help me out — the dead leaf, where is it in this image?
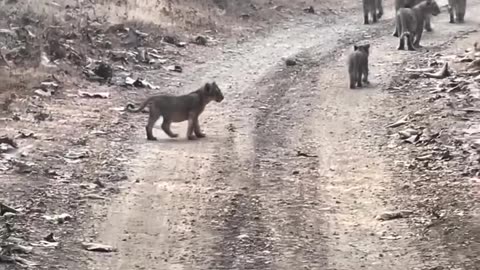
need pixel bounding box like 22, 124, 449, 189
416, 154, 433, 161
467, 59, 480, 71
82, 242, 117, 252
0, 136, 17, 148
0, 202, 19, 215
387, 115, 409, 128
398, 128, 419, 139
295, 150, 318, 158
424, 62, 451, 79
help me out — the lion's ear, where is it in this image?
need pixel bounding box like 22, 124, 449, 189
204, 82, 212, 93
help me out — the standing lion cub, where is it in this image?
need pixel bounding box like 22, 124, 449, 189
347, 44, 371, 89
125, 82, 224, 141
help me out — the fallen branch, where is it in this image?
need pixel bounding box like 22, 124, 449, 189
405, 67, 435, 73
424, 62, 451, 79
467, 59, 480, 71
446, 81, 468, 93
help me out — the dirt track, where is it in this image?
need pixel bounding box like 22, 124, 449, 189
78, 2, 480, 270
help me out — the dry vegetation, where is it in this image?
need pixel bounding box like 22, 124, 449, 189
0, 0, 350, 96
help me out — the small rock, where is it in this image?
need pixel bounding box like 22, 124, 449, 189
44, 232, 56, 242
304, 6, 315, 14
163, 35, 178, 45
93, 62, 113, 81
285, 58, 297, 66
194, 36, 207, 46
33, 112, 50, 122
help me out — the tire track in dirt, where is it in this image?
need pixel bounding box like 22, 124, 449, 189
202, 11, 398, 270
88, 13, 367, 270
87, 2, 480, 269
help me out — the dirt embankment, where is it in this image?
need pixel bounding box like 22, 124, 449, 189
1, 0, 480, 269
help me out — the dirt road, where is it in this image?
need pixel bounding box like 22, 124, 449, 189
87, 2, 480, 269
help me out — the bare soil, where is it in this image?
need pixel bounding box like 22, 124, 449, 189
1, 0, 479, 269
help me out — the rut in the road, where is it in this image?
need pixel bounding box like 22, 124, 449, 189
203, 28, 392, 269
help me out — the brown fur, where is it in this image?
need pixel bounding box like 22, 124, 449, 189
348, 44, 370, 89
396, 0, 441, 51
126, 82, 224, 141
448, 0, 467, 23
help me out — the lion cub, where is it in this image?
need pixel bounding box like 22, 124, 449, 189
396, 0, 441, 51
347, 44, 370, 89
126, 82, 224, 141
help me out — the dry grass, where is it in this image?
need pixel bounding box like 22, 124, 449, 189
1, 0, 350, 33
0, 0, 351, 97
